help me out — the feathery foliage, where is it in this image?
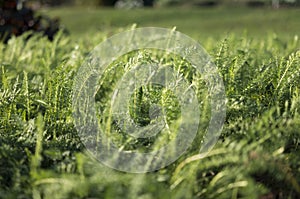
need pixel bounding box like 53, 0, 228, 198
0, 21, 299, 199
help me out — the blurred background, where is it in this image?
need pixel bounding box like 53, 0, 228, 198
2, 0, 300, 42
37, 0, 300, 41
26, 0, 300, 8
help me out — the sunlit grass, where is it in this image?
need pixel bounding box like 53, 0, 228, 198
0, 8, 300, 198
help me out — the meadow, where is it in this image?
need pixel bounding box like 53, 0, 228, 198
0, 6, 300, 199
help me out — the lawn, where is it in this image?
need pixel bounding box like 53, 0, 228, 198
43, 6, 300, 41
0, 6, 300, 199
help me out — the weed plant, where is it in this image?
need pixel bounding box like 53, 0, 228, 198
0, 27, 299, 198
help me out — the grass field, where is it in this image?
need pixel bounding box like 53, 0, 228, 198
44, 6, 300, 41
1, 6, 300, 199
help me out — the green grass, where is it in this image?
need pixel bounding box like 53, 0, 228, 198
43, 6, 300, 41
1, 6, 300, 199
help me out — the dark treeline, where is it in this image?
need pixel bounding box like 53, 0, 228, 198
30, 0, 153, 7
26, 0, 300, 7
